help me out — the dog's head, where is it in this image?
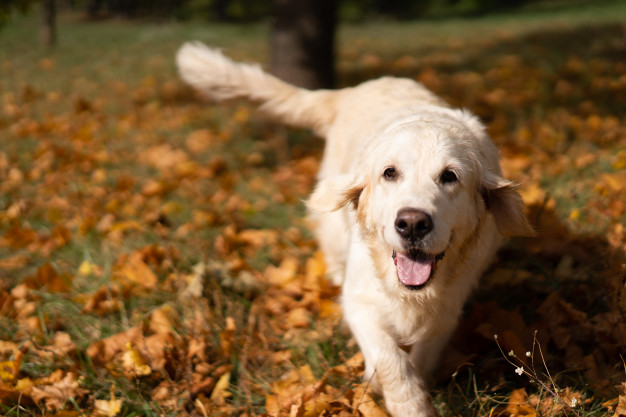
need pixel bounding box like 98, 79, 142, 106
308, 107, 533, 292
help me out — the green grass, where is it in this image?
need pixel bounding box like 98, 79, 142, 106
1, 2, 625, 416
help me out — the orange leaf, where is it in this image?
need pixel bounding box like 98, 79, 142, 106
32, 262, 72, 293
265, 256, 299, 287
86, 326, 143, 365
506, 388, 537, 416
287, 307, 311, 329
30, 372, 88, 410
114, 252, 157, 289
352, 385, 387, 417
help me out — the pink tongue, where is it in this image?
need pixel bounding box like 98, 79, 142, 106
395, 253, 433, 286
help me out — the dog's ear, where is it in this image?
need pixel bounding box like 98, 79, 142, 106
307, 174, 363, 213
481, 172, 535, 237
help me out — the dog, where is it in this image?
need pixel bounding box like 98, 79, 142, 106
176, 42, 534, 416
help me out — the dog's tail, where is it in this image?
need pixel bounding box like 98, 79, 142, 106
176, 42, 336, 137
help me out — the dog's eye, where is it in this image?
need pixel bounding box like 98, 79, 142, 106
383, 167, 398, 181
440, 170, 458, 184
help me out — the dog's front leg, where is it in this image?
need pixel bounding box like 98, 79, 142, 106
409, 321, 457, 379
346, 310, 438, 417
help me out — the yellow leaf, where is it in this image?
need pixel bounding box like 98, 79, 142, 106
613, 150, 626, 170
210, 372, 231, 405
0, 360, 17, 381
0, 350, 23, 381
15, 377, 32, 392
94, 385, 122, 417
122, 343, 151, 376
78, 260, 96, 276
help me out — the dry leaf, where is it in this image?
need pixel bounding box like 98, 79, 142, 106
122, 342, 152, 377
149, 304, 178, 335
87, 326, 143, 365
505, 388, 537, 416
30, 372, 88, 410
352, 385, 387, 417
287, 307, 311, 328
94, 385, 122, 417
81, 284, 123, 315
113, 251, 157, 289
0, 351, 22, 382
210, 372, 231, 405
266, 256, 299, 287
220, 317, 236, 357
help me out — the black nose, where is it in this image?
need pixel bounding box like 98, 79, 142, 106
395, 208, 433, 241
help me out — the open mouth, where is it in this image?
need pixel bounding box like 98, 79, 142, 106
392, 250, 445, 290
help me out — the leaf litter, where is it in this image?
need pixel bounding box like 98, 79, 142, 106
1, 13, 625, 417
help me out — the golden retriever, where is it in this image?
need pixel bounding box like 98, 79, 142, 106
176, 42, 534, 416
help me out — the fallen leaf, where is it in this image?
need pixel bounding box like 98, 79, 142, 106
149, 304, 179, 335
505, 388, 537, 416
287, 307, 311, 328
265, 256, 299, 287
113, 251, 157, 289
352, 385, 387, 417
87, 326, 143, 365
81, 284, 123, 315
210, 372, 231, 405
94, 385, 122, 417
122, 342, 151, 377
30, 372, 88, 410
220, 316, 236, 357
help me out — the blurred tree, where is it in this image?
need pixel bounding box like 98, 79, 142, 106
0, 0, 34, 27
41, 0, 56, 46
0, 0, 55, 46
270, 0, 336, 89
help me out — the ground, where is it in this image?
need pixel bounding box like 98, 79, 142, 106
0, 2, 625, 416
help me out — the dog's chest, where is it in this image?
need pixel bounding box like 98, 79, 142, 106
383, 299, 439, 346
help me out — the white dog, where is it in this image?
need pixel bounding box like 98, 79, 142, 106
176, 43, 534, 416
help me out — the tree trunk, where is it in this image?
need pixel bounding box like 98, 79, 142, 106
214, 0, 229, 21
270, 0, 336, 89
41, 0, 56, 47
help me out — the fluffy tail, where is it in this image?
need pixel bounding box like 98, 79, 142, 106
176, 42, 336, 136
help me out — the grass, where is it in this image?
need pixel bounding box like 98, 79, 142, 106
1, 1, 625, 416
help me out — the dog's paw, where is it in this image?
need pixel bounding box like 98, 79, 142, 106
385, 398, 437, 417
382, 377, 437, 417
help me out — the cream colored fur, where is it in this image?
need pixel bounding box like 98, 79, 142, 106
177, 42, 533, 417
